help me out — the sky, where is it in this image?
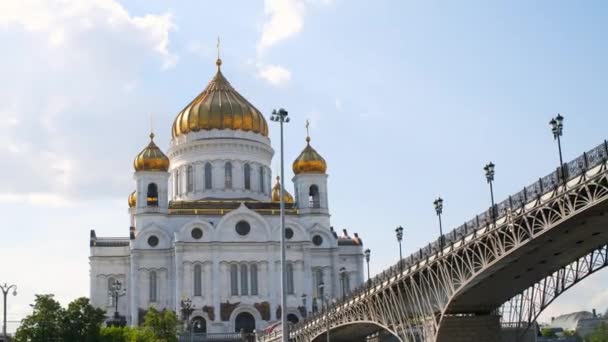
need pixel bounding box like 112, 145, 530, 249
1, 0, 608, 332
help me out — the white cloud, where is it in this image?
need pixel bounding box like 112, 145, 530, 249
0, 0, 177, 67
257, 64, 292, 86
0, 192, 76, 207
257, 0, 306, 54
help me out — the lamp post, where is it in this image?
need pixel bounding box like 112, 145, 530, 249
271, 108, 290, 342
107, 280, 126, 327
301, 294, 307, 318
364, 249, 371, 283
433, 197, 444, 250
1, 283, 17, 339
318, 282, 329, 342
549, 114, 565, 183
191, 320, 202, 342
180, 298, 195, 331
339, 267, 346, 299
484, 162, 496, 226
395, 226, 404, 273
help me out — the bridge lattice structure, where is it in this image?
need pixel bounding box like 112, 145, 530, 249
260, 140, 608, 342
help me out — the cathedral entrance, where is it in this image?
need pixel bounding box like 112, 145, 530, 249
287, 313, 299, 324
191, 316, 207, 333
234, 312, 255, 333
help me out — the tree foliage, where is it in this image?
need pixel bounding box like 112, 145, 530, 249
141, 307, 179, 342
14, 295, 106, 342
589, 322, 608, 342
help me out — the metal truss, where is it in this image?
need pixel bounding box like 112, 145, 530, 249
259, 143, 608, 342
500, 244, 608, 340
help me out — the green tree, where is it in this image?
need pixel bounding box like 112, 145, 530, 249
61, 297, 106, 341
15, 295, 107, 342
589, 322, 608, 342
15, 294, 64, 342
541, 327, 557, 338
142, 307, 179, 342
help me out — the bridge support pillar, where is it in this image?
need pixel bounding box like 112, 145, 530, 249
436, 314, 500, 342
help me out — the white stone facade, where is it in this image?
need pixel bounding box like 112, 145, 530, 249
90, 118, 364, 334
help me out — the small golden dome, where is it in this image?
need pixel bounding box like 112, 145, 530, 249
171, 59, 269, 138
133, 133, 170, 172
292, 136, 327, 174
271, 176, 294, 203
128, 190, 136, 208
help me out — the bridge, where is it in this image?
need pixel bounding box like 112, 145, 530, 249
260, 140, 608, 342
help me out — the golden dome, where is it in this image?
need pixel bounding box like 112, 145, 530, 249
292, 136, 327, 174
171, 59, 269, 138
133, 133, 170, 172
271, 176, 294, 203
128, 190, 136, 208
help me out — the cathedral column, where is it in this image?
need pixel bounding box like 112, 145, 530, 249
303, 245, 312, 313
174, 244, 184, 313
130, 251, 140, 326
212, 245, 220, 324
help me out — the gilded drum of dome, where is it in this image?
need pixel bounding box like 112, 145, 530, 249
133, 133, 170, 172
172, 60, 268, 138
292, 138, 327, 174
128, 191, 136, 208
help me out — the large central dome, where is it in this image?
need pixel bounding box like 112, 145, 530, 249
171, 59, 269, 138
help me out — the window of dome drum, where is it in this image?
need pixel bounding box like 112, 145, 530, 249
235, 220, 251, 236
148, 235, 159, 247
191, 228, 203, 240
285, 228, 294, 239
312, 235, 323, 246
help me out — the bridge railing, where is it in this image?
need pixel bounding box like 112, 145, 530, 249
286, 140, 608, 337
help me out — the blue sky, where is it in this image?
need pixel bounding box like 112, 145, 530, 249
1, 0, 608, 331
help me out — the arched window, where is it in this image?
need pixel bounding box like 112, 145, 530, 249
259, 166, 265, 193
244, 163, 251, 190
187, 165, 194, 192
286, 263, 294, 294
107, 277, 115, 306
240, 264, 249, 295
344, 273, 350, 296
230, 264, 238, 296
234, 312, 255, 334
194, 264, 202, 296
174, 170, 180, 196
250, 264, 258, 296
147, 183, 158, 206
149, 271, 157, 302
225, 162, 232, 189
204, 163, 212, 190
309, 185, 320, 208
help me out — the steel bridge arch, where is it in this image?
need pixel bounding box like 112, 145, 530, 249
302, 320, 403, 342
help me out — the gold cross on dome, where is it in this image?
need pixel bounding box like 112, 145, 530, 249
217, 36, 221, 59
306, 120, 310, 137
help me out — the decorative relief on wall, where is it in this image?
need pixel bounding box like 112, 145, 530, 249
254, 301, 270, 321
203, 305, 215, 321
220, 301, 240, 321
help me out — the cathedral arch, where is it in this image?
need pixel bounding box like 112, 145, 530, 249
177, 220, 214, 242
271, 219, 307, 242
229, 304, 263, 331
186, 165, 194, 192
214, 205, 272, 241
136, 223, 171, 249
204, 162, 213, 190
309, 184, 320, 208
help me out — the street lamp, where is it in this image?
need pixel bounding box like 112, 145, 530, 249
191, 320, 202, 342
433, 197, 444, 250
395, 226, 404, 273
1, 283, 17, 339
107, 280, 127, 327
180, 298, 195, 330
549, 114, 565, 183
318, 282, 329, 342
270, 108, 290, 342
339, 267, 347, 300
364, 249, 371, 283
484, 162, 496, 226
301, 294, 307, 318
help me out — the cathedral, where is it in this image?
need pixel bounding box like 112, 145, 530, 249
89, 54, 365, 334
